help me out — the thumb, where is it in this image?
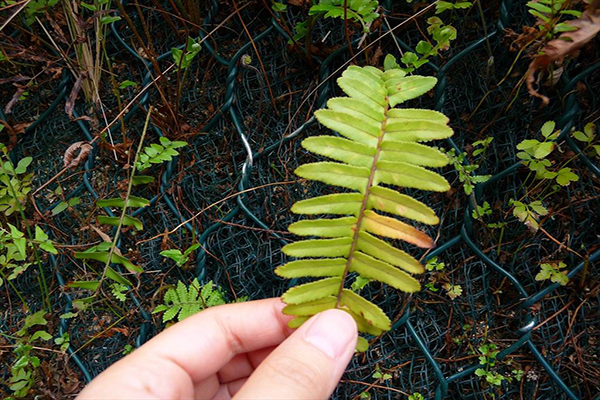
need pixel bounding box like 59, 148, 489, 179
234, 309, 358, 400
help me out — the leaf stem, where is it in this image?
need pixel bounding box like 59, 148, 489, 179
336, 100, 390, 307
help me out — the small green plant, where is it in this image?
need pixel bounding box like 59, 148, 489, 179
122, 344, 135, 355
309, 0, 379, 34
6, 311, 52, 397
447, 149, 491, 196
572, 122, 599, 159
153, 279, 227, 323
171, 37, 202, 71
471, 201, 492, 220
0, 144, 33, 216
475, 343, 506, 387
0, 224, 57, 287
371, 365, 392, 381
472, 137, 494, 158
535, 261, 569, 285
160, 243, 201, 268
509, 199, 548, 232
435, 1, 473, 14
398, 17, 458, 72
54, 333, 70, 352
135, 137, 187, 171
511, 369, 525, 382
443, 283, 463, 300
526, 0, 582, 39
110, 283, 128, 302
291, 0, 379, 43
409, 393, 425, 400
426, 256, 445, 271
351, 275, 371, 292
517, 121, 579, 186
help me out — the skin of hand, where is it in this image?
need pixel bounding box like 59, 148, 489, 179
76, 298, 358, 400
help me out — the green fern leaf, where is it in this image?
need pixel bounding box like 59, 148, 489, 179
282, 277, 342, 304
153, 279, 227, 323
291, 194, 362, 215
277, 64, 453, 347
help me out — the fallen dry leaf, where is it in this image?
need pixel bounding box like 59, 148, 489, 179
63, 141, 92, 169
527, 0, 600, 105
65, 73, 84, 118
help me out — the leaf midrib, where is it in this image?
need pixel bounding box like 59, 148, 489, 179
335, 96, 390, 307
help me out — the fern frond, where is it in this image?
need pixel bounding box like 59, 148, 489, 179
152, 279, 227, 323
277, 64, 453, 346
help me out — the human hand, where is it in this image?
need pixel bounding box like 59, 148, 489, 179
77, 298, 358, 399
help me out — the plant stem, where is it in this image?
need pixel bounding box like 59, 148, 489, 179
336, 100, 390, 307
94, 106, 153, 295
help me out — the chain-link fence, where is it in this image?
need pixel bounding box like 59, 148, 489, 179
1, 0, 599, 398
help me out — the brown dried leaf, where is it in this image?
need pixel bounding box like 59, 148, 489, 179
527, 1, 600, 105
0, 75, 30, 85
65, 74, 85, 118
63, 141, 92, 169
46, 14, 69, 45
3, 86, 26, 114
87, 225, 122, 256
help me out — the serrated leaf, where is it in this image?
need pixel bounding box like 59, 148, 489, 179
291, 193, 363, 215
380, 140, 449, 167
362, 210, 434, 248
386, 76, 437, 107
533, 142, 554, 159
350, 252, 421, 292
288, 217, 357, 237
555, 168, 579, 186
368, 186, 438, 224
282, 296, 338, 316
327, 97, 385, 122
384, 120, 453, 142
302, 136, 374, 168
315, 109, 380, 146
339, 289, 390, 331
276, 258, 347, 278
288, 316, 310, 328
282, 238, 352, 258
356, 232, 424, 274
282, 277, 342, 304
337, 77, 386, 112
295, 162, 370, 192
375, 161, 450, 192
540, 121, 556, 138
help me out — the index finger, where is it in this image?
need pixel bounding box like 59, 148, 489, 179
132, 297, 294, 383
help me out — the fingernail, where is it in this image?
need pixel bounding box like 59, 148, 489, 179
303, 309, 357, 358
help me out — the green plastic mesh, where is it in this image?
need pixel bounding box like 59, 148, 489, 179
1, 0, 599, 398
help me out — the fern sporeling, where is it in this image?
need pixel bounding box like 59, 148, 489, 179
276, 64, 453, 350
